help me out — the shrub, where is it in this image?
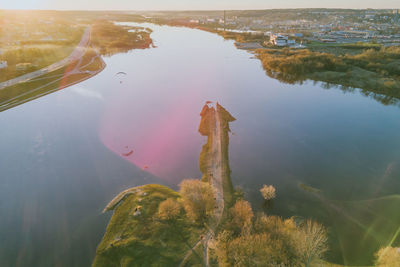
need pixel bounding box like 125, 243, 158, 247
260, 185, 276, 200
230, 200, 253, 234
157, 198, 181, 221
375, 246, 400, 267
179, 179, 216, 223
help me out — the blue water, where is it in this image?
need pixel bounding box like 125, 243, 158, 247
0, 23, 399, 266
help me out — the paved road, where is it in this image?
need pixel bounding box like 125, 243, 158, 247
0, 26, 91, 90
0, 40, 105, 112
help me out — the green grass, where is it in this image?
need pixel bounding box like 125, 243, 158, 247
91, 21, 153, 56
0, 44, 78, 82
198, 104, 215, 182
93, 104, 238, 266
315, 195, 400, 266
256, 46, 400, 107
305, 42, 382, 56
198, 104, 235, 206
312, 259, 372, 267
92, 184, 205, 267
299, 183, 322, 194
216, 103, 236, 207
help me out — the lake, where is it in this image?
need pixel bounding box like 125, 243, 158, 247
0, 23, 399, 266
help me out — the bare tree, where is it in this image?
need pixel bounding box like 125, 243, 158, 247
296, 220, 328, 267
260, 185, 276, 200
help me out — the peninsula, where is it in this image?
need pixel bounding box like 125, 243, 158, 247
92, 103, 332, 267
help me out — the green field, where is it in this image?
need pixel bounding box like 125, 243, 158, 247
300, 190, 400, 266
92, 184, 205, 267
326, 195, 400, 265
0, 49, 104, 112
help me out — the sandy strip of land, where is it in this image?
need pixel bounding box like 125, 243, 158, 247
179, 105, 227, 267
203, 107, 225, 266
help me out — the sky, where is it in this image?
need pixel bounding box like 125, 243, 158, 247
1, 0, 399, 10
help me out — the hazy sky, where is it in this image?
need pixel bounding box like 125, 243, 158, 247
2, 0, 399, 10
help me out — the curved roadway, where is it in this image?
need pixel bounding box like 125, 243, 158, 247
0, 26, 91, 90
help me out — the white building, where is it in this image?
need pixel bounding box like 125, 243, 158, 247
0, 61, 7, 69
270, 34, 289, 46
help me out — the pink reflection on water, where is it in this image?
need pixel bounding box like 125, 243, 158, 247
99, 88, 205, 182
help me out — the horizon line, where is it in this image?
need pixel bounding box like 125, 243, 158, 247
1, 7, 400, 12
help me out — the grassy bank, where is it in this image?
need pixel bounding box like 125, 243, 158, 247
256, 46, 400, 106
92, 184, 205, 267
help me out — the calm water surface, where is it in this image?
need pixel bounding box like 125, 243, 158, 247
1, 23, 399, 266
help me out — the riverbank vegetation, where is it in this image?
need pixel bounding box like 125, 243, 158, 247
92, 184, 206, 267
179, 179, 216, 224
93, 182, 332, 267
256, 46, 400, 106
137, 15, 400, 106
94, 104, 333, 267
91, 21, 153, 56
214, 199, 328, 267
218, 30, 267, 44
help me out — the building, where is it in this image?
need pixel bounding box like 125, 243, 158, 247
292, 33, 304, 38
270, 33, 289, 46
0, 61, 7, 69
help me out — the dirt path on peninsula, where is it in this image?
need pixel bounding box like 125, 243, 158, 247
180, 105, 227, 267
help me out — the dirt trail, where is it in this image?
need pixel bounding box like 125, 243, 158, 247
180, 104, 230, 267
203, 107, 225, 266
